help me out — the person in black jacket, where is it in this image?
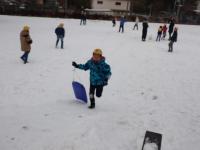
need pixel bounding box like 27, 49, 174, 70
168, 27, 178, 52
142, 19, 149, 41
156, 26, 163, 41
112, 17, 116, 27
80, 11, 87, 25
55, 23, 65, 49
168, 18, 175, 40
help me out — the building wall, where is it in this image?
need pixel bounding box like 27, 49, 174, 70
91, 0, 130, 11
36, 0, 44, 5
35, 0, 64, 6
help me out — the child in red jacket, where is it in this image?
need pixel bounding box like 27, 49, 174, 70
162, 24, 167, 39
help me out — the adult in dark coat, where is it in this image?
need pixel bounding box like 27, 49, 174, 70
142, 20, 149, 41
119, 16, 126, 33
83, 13, 87, 25
80, 11, 87, 25
168, 27, 178, 52
55, 23, 65, 49
168, 18, 175, 39
112, 17, 116, 27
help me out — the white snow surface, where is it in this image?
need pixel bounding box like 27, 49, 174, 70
0, 15, 200, 150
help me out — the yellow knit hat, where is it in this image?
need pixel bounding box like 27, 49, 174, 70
23, 25, 30, 31
93, 48, 102, 55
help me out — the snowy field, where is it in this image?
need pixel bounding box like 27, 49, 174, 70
0, 15, 200, 150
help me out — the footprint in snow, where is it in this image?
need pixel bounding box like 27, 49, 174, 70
117, 120, 129, 126
22, 126, 29, 130
78, 115, 83, 118
10, 137, 15, 141
42, 129, 51, 133
152, 96, 158, 100
44, 114, 49, 117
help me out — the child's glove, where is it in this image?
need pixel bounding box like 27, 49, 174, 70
104, 75, 111, 86
72, 61, 78, 68
28, 40, 32, 44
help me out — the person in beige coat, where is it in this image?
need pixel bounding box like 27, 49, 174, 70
20, 25, 32, 64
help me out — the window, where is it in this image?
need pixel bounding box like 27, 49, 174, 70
115, 2, 121, 6
97, 1, 103, 4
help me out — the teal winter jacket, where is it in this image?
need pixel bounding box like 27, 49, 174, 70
77, 57, 111, 86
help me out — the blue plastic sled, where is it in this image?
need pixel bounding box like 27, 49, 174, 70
72, 81, 88, 103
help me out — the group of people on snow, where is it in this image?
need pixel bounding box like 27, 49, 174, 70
19, 16, 178, 109
20, 22, 65, 64
112, 16, 178, 51
19, 24, 111, 109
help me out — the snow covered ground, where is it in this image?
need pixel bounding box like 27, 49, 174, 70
0, 15, 200, 150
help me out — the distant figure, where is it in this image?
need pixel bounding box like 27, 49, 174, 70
80, 11, 87, 25
142, 19, 149, 41
162, 24, 167, 39
119, 16, 126, 33
112, 17, 116, 27
20, 25, 32, 64
156, 26, 163, 41
133, 16, 139, 30
168, 17, 175, 40
168, 27, 178, 52
55, 23, 65, 49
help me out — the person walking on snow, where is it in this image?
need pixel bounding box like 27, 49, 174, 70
156, 26, 162, 41
168, 18, 175, 40
55, 23, 65, 49
142, 19, 149, 41
168, 27, 178, 52
133, 16, 139, 30
80, 11, 87, 25
119, 16, 126, 33
20, 25, 32, 64
162, 24, 167, 39
112, 17, 116, 27
72, 49, 111, 109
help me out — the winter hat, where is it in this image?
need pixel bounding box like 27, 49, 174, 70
93, 48, 102, 56
174, 27, 178, 31
23, 25, 30, 31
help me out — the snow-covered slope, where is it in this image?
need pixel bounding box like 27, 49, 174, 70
0, 15, 200, 150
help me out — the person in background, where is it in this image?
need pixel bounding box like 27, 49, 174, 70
142, 19, 149, 41
80, 11, 87, 25
20, 25, 32, 64
55, 23, 65, 49
133, 16, 139, 30
168, 17, 175, 40
112, 17, 116, 27
119, 16, 126, 33
156, 26, 163, 41
162, 24, 167, 39
168, 27, 178, 52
